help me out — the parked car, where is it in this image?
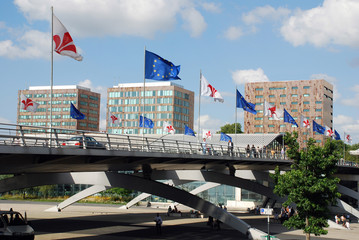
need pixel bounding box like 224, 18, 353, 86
0, 210, 34, 240
61, 136, 106, 149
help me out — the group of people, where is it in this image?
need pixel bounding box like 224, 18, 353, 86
201, 138, 234, 156
272, 206, 296, 224
335, 214, 350, 229
245, 144, 286, 159
167, 205, 181, 216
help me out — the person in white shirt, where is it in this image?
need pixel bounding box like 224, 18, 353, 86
154, 213, 163, 235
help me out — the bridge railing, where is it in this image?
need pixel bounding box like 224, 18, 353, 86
0, 123, 288, 160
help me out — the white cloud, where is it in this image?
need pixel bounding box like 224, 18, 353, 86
341, 84, 359, 107
281, 0, 359, 47
224, 26, 243, 40
242, 5, 290, 25
310, 73, 341, 101
194, 114, 224, 133
0, 116, 12, 123
181, 7, 207, 38
333, 114, 359, 143
201, 2, 221, 13
14, 0, 206, 39
232, 68, 269, 85
0, 30, 49, 59
334, 115, 354, 125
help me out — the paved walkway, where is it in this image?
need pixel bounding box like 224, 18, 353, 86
0, 200, 357, 240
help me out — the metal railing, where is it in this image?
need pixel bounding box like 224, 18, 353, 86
0, 123, 304, 162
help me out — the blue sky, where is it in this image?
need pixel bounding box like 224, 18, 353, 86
1, 0, 359, 143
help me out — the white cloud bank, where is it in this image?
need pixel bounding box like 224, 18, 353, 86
281, 0, 359, 48
232, 68, 269, 85
0, 0, 207, 59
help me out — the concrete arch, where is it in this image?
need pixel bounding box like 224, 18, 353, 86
0, 172, 267, 239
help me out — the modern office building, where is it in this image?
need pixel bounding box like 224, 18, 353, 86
107, 82, 194, 134
244, 79, 333, 146
17, 85, 101, 131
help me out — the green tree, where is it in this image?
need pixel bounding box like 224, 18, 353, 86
217, 123, 243, 134
272, 132, 341, 240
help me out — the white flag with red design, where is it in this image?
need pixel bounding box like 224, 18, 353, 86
108, 112, 120, 125
263, 101, 283, 120
202, 129, 212, 139
325, 126, 334, 137
53, 14, 83, 61
300, 114, 310, 128
200, 75, 224, 103
163, 121, 175, 134
344, 132, 352, 143
20, 94, 39, 113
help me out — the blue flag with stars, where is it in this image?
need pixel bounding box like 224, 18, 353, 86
313, 120, 325, 134
236, 89, 257, 114
139, 115, 154, 128
184, 125, 196, 137
283, 109, 298, 127
220, 132, 232, 142
70, 103, 85, 120
145, 50, 181, 81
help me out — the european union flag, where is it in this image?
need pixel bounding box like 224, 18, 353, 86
145, 50, 180, 81
185, 125, 196, 137
220, 132, 232, 142
236, 90, 256, 114
70, 103, 85, 120
283, 109, 298, 127
313, 120, 325, 134
334, 130, 341, 140
139, 115, 154, 128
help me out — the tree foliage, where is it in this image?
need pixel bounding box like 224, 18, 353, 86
217, 123, 243, 134
272, 132, 341, 239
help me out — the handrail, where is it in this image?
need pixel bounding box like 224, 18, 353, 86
0, 123, 330, 163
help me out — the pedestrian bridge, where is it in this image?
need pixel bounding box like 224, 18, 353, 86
0, 123, 358, 240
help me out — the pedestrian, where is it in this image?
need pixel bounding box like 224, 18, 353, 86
154, 213, 163, 235
246, 144, 250, 157
202, 138, 207, 154
335, 214, 339, 224
251, 145, 256, 157
207, 216, 214, 229
228, 139, 233, 156
281, 148, 285, 159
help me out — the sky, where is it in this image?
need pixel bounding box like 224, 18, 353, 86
1, 0, 359, 143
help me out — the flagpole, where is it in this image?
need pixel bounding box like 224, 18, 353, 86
50, 6, 54, 148
198, 70, 202, 142
235, 86, 237, 143
343, 132, 346, 161
142, 46, 146, 140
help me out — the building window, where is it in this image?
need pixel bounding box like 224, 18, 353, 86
269, 87, 286, 90
292, 125, 298, 128
280, 102, 286, 105
291, 94, 298, 97
315, 101, 322, 104
315, 109, 322, 112
255, 117, 263, 120
303, 101, 310, 104
291, 109, 298, 112
80, 94, 88, 99
315, 116, 322, 119
255, 95, 263, 98
292, 86, 298, 90
255, 102, 263, 105
254, 125, 263, 128
303, 94, 310, 97
280, 94, 286, 97
303, 109, 310, 112
268, 125, 275, 128
89, 103, 98, 108
291, 102, 298, 105
303, 86, 311, 89
63, 93, 77, 97
80, 101, 88, 106
34, 94, 47, 98
269, 95, 275, 98
255, 88, 263, 91
89, 95, 98, 101
280, 124, 286, 127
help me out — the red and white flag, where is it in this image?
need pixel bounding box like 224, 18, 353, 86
53, 14, 83, 61
200, 75, 224, 103
325, 126, 334, 137
202, 129, 212, 139
20, 94, 39, 113
300, 114, 310, 128
344, 132, 352, 143
108, 112, 120, 125
263, 100, 283, 120
163, 121, 175, 134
